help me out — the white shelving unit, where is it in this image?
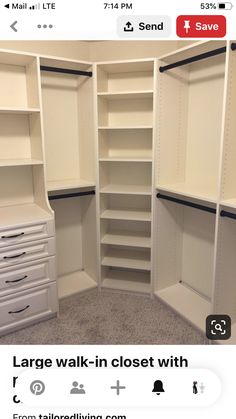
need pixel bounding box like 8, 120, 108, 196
0, 49, 58, 336
40, 56, 98, 299
96, 59, 155, 294
154, 41, 236, 342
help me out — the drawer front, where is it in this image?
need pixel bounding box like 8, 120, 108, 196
0, 219, 55, 248
0, 257, 56, 296
0, 238, 55, 269
0, 282, 58, 334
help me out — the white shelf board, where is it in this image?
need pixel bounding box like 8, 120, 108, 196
102, 248, 151, 271
101, 231, 151, 248
58, 270, 97, 299
98, 90, 153, 100
157, 183, 217, 204
0, 203, 53, 228
100, 184, 152, 195
0, 107, 40, 115
99, 157, 152, 162
98, 126, 153, 130
47, 179, 95, 192
155, 283, 211, 331
0, 159, 43, 167
102, 269, 150, 294
101, 209, 151, 222
220, 198, 236, 209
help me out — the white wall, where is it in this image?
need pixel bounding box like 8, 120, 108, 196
89, 41, 179, 61
0, 40, 180, 62
0, 41, 90, 61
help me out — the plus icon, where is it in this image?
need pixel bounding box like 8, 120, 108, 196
110, 380, 126, 395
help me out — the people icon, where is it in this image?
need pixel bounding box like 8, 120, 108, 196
193, 381, 198, 394
70, 381, 86, 394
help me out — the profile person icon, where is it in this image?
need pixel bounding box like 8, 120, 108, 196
70, 381, 86, 394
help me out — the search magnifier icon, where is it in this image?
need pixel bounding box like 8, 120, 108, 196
215, 323, 223, 332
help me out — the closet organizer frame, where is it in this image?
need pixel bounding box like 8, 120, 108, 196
0, 49, 59, 335
154, 40, 236, 343
95, 58, 157, 295
39, 55, 98, 300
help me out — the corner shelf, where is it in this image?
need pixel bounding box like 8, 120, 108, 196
58, 271, 97, 299
47, 179, 95, 193
156, 183, 217, 204
155, 283, 211, 332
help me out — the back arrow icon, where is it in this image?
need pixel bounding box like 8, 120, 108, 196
10, 21, 18, 32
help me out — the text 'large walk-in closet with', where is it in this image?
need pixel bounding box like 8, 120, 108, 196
0, 40, 236, 345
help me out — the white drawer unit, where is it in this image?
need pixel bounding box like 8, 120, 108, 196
0, 257, 56, 297
0, 282, 58, 335
0, 238, 55, 269
0, 219, 55, 248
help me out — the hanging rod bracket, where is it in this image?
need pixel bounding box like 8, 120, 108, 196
40, 66, 93, 77
156, 193, 216, 214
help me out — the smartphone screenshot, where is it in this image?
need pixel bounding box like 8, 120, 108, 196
0, 1, 235, 418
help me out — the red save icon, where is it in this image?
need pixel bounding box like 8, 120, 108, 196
177, 15, 226, 38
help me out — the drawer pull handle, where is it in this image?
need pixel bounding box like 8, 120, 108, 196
1, 232, 24, 239
8, 305, 30, 314
5, 275, 28, 284
3, 252, 26, 260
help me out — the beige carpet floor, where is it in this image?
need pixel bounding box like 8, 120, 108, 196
0, 289, 208, 345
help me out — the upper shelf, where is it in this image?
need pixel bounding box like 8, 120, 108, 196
47, 179, 95, 193
0, 108, 40, 115
0, 159, 43, 167
156, 183, 217, 205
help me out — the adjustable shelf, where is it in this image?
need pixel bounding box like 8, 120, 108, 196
98, 126, 153, 130
100, 184, 152, 195
97, 90, 153, 100
101, 231, 151, 248
99, 158, 152, 162
102, 269, 151, 294
101, 247, 151, 271
101, 209, 151, 222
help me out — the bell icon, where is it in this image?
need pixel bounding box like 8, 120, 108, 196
152, 380, 165, 395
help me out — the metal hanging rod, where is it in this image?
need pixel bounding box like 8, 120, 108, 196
159, 42, 236, 73
220, 210, 236, 220
40, 65, 93, 77
156, 193, 216, 214
48, 190, 95, 201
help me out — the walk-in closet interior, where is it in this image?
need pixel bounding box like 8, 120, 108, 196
0, 40, 236, 344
